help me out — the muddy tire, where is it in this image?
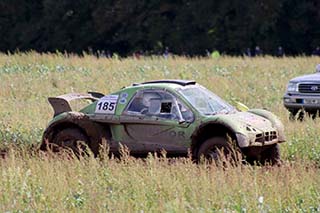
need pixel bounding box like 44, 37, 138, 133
52, 128, 90, 157
197, 137, 240, 165
260, 144, 281, 165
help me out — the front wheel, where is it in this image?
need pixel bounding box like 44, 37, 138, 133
260, 144, 281, 165
51, 128, 90, 157
197, 137, 241, 165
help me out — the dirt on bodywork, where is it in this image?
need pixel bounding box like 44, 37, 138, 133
41, 112, 110, 156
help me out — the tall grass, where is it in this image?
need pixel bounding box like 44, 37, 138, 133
0, 53, 319, 161
0, 53, 320, 211
0, 151, 320, 212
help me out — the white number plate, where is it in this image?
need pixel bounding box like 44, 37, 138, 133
95, 95, 119, 114
304, 99, 319, 104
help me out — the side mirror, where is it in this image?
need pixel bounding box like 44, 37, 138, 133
178, 119, 186, 124
235, 101, 249, 112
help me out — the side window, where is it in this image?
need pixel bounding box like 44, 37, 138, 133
126, 94, 148, 114
175, 100, 194, 122
125, 90, 193, 121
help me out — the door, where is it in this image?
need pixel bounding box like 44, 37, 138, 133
119, 89, 194, 154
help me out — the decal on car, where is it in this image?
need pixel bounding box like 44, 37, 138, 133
119, 92, 128, 104
169, 130, 185, 139
95, 95, 119, 114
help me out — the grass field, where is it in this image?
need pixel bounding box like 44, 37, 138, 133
0, 53, 320, 211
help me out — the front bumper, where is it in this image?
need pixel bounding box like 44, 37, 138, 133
236, 132, 283, 148
283, 94, 320, 111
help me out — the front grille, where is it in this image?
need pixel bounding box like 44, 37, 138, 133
255, 131, 277, 143
298, 84, 320, 93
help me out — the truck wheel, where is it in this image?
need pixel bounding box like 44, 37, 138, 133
52, 128, 90, 157
197, 137, 239, 165
260, 144, 281, 165
289, 110, 297, 121
289, 110, 304, 121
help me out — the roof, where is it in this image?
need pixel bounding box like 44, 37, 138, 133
133, 79, 196, 86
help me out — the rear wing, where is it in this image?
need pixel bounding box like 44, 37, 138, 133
48, 92, 104, 117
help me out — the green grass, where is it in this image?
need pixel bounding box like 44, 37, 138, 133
0, 52, 320, 211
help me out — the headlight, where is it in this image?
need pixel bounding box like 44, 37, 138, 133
287, 82, 298, 92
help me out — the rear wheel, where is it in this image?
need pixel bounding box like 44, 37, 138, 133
51, 128, 90, 157
197, 137, 240, 165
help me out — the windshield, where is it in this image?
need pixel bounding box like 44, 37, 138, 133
178, 85, 236, 115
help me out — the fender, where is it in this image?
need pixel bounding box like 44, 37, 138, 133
41, 111, 110, 155
190, 120, 237, 159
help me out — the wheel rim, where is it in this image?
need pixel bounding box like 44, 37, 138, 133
206, 149, 220, 161
204, 145, 229, 163
55, 135, 88, 156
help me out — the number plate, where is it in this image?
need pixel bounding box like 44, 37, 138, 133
304, 99, 319, 104
95, 95, 119, 114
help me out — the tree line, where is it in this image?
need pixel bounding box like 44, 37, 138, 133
0, 0, 319, 56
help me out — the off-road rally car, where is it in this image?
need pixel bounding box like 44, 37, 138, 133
283, 65, 320, 119
41, 80, 285, 164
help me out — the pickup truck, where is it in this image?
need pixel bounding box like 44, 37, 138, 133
283, 65, 320, 119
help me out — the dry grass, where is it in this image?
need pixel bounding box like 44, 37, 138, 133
0, 150, 320, 212
0, 52, 320, 211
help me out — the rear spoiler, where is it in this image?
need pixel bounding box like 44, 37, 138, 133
48, 92, 104, 117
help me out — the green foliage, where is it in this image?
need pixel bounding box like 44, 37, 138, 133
0, 0, 319, 55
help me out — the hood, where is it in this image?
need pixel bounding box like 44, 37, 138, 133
225, 111, 274, 132
290, 73, 320, 82
204, 111, 275, 134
